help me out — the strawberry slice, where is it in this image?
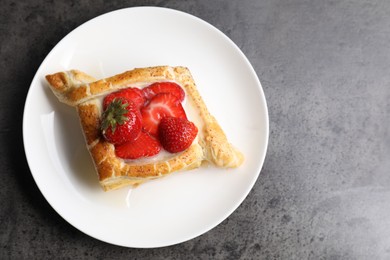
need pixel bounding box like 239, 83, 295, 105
158, 117, 198, 153
142, 82, 185, 102
103, 87, 145, 110
115, 131, 161, 159
141, 93, 187, 136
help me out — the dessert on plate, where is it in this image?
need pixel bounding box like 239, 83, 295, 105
46, 66, 243, 191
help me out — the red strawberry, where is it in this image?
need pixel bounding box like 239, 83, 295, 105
141, 93, 187, 136
101, 98, 142, 145
115, 131, 161, 159
103, 87, 145, 109
158, 117, 198, 153
142, 82, 185, 102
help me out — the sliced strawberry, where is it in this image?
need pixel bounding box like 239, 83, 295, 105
142, 82, 185, 102
158, 117, 198, 153
103, 87, 145, 110
115, 131, 161, 159
141, 93, 187, 136
101, 99, 142, 145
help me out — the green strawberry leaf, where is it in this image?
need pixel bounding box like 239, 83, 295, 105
101, 98, 129, 133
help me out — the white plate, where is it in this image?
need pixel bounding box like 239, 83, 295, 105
23, 7, 268, 248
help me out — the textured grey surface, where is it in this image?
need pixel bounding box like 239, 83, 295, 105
1, 0, 390, 259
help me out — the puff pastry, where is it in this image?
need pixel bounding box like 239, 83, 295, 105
46, 66, 243, 191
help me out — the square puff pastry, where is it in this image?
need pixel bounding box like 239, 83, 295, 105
46, 66, 244, 191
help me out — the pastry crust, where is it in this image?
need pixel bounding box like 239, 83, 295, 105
46, 66, 243, 191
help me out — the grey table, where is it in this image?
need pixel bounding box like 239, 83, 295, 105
2, 0, 390, 259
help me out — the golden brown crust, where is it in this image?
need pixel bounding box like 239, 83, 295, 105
77, 103, 101, 145
171, 66, 244, 167
46, 67, 176, 106
45, 70, 97, 104
46, 66, 243, 191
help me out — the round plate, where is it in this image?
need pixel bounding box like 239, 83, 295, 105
23, 7, 268, 248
